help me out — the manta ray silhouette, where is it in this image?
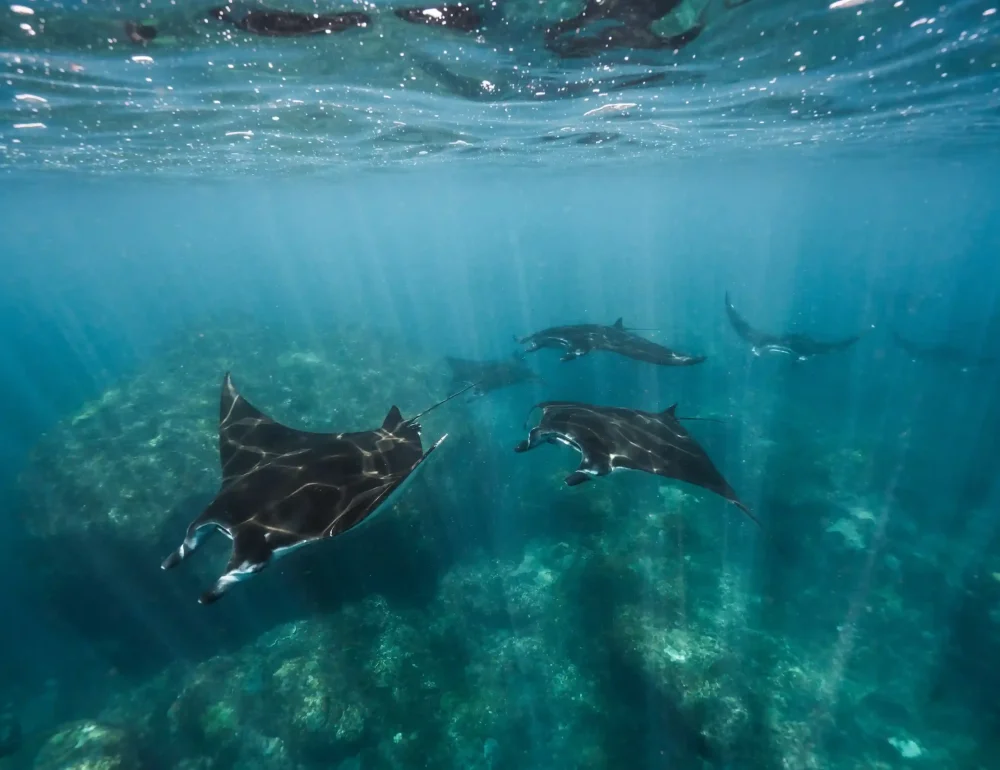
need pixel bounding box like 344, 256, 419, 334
514, 400, 758, 527
207, 5, 370, 36
725, 292, 864, 360
162, 373, 473, 604
445, 352, 540, 396
518, 318, 706, 366
890, 327, 997, 369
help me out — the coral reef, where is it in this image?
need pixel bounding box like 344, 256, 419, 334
0, 707, 20, 759
32, 722, 139, 770
13, 320, 999, 770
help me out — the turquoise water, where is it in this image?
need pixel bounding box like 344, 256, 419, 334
2, 1, 1000, 769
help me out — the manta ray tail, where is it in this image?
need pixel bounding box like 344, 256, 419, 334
664, 403, 726, 425
404, 380, 480, 427
729, 499, 761, 529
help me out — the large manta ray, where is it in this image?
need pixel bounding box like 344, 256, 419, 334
445, 352, 539, 396
890, 327, 997, 369
162, 373, 472, 604
518, 318, 706, 366
514, 400, 758, 526
725, 292, 863, 360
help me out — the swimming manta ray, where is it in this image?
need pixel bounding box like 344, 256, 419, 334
514, 400, 758, 526
890, 327, 997, 369
518, 318, 706, 366
445, 352, 540, 396
725, 292, 863, 360
162, 373, 473, 604
207, 5, 370, 36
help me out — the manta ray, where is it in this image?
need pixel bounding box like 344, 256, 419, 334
445, 352, 540, 396
890, 327, 997, 369
544, 0, 706, 58
162, 373, 472, 604
518, 318, 706, 366
394, 4, 483, 31
514, 400, 758, 526
725, 292, 864, 360
207, 5, 370, 35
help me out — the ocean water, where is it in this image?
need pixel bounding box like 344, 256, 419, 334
2, 1, 1000, 769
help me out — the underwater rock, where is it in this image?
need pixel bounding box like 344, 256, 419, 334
160, 601, 391, 767
888, 736, 924, 759
32, 721, 139, 770
826, 518, 867, 550
0, 707, 21, 758
83, 538, 606, 770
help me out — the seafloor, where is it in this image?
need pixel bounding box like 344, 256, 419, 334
5, 321, 999, 770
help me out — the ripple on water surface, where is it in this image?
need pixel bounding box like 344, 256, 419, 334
0, 0, 998, 175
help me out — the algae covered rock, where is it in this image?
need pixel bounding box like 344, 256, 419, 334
0, 706, 21, 759
33, 721, 138, 770
162, 608, 382, 767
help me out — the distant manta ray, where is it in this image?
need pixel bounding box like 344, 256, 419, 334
162, 373, 475, 604
890, 327, 997, 369
725, 292, 864, 360
518, 318, 706, 366
207, 5, 370, 35
445, 353, 540, 396
514, 400, 758, 527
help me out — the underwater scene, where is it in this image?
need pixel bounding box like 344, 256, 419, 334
3, 1, 1000, 770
